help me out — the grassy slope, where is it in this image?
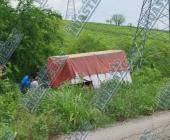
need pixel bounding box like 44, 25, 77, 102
15, 21, 170, 139
61, 21, 169, 76
61, 21, 169, 52
60, 21, 135, 51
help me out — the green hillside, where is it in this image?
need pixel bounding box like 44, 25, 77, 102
60, 21, 169, 76
16, 22, 170, 139
62, 22, 136, 49
0, 1, 170, 139
61, 21, 169, 54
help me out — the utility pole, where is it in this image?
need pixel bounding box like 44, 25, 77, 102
169, 0, 170, 40
65, 0, 76, 20
130, 0, 170, 70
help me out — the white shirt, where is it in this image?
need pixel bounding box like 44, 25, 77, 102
30, 80, 39, 89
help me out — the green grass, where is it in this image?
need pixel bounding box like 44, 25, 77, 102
61, 21, 169, 53
15, 69, 170, 139
1, 21, 170, 140
15, 73, 170, 140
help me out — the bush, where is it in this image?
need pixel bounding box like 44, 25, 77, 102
71, 34, 106, 53
0, 0, 63, 81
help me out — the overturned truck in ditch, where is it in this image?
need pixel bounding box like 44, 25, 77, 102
47, 50, 132, 88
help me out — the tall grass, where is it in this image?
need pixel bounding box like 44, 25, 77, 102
15, 21, 170, 139
16, 69, 169, 140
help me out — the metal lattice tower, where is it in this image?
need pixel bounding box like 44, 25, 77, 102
0, 29, 23, 67
129, 0, 170, 70
65, 0, 76, 20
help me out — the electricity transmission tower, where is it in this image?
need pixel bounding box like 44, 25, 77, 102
129, 0, 170, 70
0, 29, 23, 68
65, 0, 76, 20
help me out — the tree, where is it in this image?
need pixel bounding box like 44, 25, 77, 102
106, 19, 112, 24
111, 14, 125, 26
0, 0, 63, 80
128, 23, 133, 27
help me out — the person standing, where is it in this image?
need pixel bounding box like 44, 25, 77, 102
20, 75, 30, 94
30, 77, 39, 89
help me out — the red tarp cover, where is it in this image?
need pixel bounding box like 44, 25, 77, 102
48, 50, 129, 88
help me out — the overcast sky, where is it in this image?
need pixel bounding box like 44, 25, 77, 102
11, 0, 144, 26
47, 0, 144, 26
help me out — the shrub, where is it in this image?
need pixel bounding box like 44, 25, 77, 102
0, 0, 63, 81
72, 34, 106, 53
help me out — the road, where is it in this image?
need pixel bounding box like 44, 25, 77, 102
52, 111, 170, 140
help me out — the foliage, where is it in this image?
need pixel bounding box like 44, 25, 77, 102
16, 84, 111, 139
0, 1, 169, 139
0, 0, 17, 39
105, 69, 167, 121
62, 22, 169, 77
0, 69, 18, 139
111, 14, 126, 26
16, 70, 169, 139
0, 0, 63, 81
132, 67, 162, 83
0, 126, 16, 140
0, 0, 63, 139
92, 78, 121, 110
106, 81, 159, 120
68, 34, 106, 53
106, 19, 112, 24
143, 40, 170, 77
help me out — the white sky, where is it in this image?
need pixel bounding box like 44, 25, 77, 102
11, 0, 144, 26
47, 0, 144, 26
